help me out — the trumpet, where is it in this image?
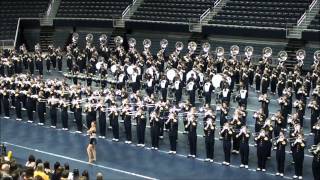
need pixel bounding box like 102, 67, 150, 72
308, 144, 320, 153
204, 118, 215, 131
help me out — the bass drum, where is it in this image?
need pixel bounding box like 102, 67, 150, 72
166, 68, 179, 81
211, 74, 231, 88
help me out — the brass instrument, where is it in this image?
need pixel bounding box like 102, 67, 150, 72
308, 144, 320, 153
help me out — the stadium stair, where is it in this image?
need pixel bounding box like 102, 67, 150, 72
284, 38, 306, 70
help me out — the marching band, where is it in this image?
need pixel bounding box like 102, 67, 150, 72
1, 34, 320, 179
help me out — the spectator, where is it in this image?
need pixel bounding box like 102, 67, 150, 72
25, 155, 36, 169
43, 161, 52, 175
52, 166, 64, 180
82, 170, 89, 180
61, 170, 69, 180
34, 163, 49, 180
73, 169, 80, 180
96, 172, 103, 180
35, 159, 42, 167
1, 163, 11, 178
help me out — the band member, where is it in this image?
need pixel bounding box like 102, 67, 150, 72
253, 109, 265, 135
48, 95, 58, 128
231, 110, 242, 154
291, 134, 305, 179
187, 79, 196, 106
204, 110, 215, 162
121, 103, 132, 143
2, 88, 10, 118
60, 99, 69, 130
160, 76, 168, 102
203, 80, 214, 106
84, 102, 96, 129
185, 113, 197, 158
97, 103, 106, 138
220, 122, 234, 165
135, 107, 146, 147
236, 126, 250, 168
174, 77, 183, 104
259, 94, 269, 118
14, 90, 22, 120
274, 131, 287, 177
219, 102, 229, 133
277, 78, 286, 97
254, 68, 261, 92
26, 92, 34, 123
270, 69, 278, 94
311, 143, 320, 180
313, 119, 320, 145
166, 111, 178, 154
236, 85, 248, 108
45, 54, 51, 73
278, 96, 289, 127
308, 99, 319, 134
87, 121, 97, 163
73, 98, 83, 133
261, 73, 269, 94
108, 104, 119, 141
221, 86, 231, 106
37, 91, 46, 125
56, 48, 63, 72
150, 111, 160, 150
272, 112, 284, 139
255, 129, 269, 171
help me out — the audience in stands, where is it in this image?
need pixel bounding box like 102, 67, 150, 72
0, 154, 103, 180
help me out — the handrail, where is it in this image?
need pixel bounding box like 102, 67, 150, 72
297, 12, 306, 26
309, 0, 318, 10
14, 18, 21, 48
122, 5, 132, 17
214, 0, 223, 7
205, 23, 285, 30
200, 8, 210, 22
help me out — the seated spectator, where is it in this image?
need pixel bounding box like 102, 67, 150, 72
34, 163, 49, 180
35, 159, 42, 167
25, 155, 36, 169
61, 170, 69, 180
96, 172, 103, 180
52, 166, 64, 180
43, 161, 52, 175
82, 170, 89, 180
1, 163, 11, 178
72, 169, 80, 180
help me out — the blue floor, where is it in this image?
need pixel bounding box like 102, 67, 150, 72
0, 117, 304, 180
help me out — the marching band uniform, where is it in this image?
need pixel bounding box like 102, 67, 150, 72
60, 100, 69, 130
35, 55, 43, 75
145, 77, 155, 97
167, 113, 178, 154
254, 110, 265, 134
221, 87, 231, 106
204, 115, 215, 161
174, 78, 183, 104
313, 120, 320, 145
186, 116, 197, 158
45, 54, 51, 72
275, 135, 287, 176
2, 90, 10, 118
270, 70, 278, 94
136, 108, 146, 146
26, 94, 34, 122
122, 105, 132, 143
237, 128, 250, 168
73, 100, 83, 132
237, 87, 248, 108
309, 100, 319, 134
203, 81, 214, 106
187, 80, 196, 106
48, 96, 58, 127
220, 124, 233, 165
28, 57, 34, 75
66, 52, 73, 72
277, 79, 285, 97
57, 50, 63, 72
109, 105, 119, 141
261, 74, 269, 94
291, 137, 305, 179
311, 146, 320, 180
14, 91, 22, 120
85, 103, 96, 129
37, 93, 46, 125
254, 69, 261, 92
98, 106, 106, 138
160, 77, 169, 102
220, 103, 229, 131
150, 111, 160, 149
255, 131, 269, 171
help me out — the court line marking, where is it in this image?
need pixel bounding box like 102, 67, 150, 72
3, 142, 158, 180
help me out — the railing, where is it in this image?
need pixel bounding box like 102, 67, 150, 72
213, 0, 223, 13
0, 40, 14, 50
206, 23, 285, 30
14, 18, 21, 48
200, 8, 210, 23
309, 0, 318, 10
297, 12, 306, 26
122, 5, 132, 18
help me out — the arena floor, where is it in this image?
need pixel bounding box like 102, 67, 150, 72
0, 62, 315, 180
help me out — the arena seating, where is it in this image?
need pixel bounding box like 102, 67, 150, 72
208, 0, 312, 28
56, 0, 131, 19
308, 10, 320, 30
131, 0, 214, 22
0, 0, 49, 40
